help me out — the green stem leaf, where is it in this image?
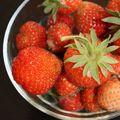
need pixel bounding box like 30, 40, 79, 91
109, 25, 120, 30
102, 17, 120, 25
64, 44, 76, 49
73, 57, 87, 68
42, 0, 69, 22
98, 63, 107, 77
101, 62, 115, 73
90, 62, 100, 84
64, 55, 83, 63
44, 5, 54, 14
104, 46, 119, 54
74, 39, 87, 54
61, 35, 80, 41
100, 56, 118, 64
83, 62, 91, 77
79, 33, 89, 41
97, 36, 111, 51
105, 8, 120, 17
109, 29, 120, 43
90, 28, 97, 47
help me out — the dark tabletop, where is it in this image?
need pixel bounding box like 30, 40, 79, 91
0, 0, 120, 120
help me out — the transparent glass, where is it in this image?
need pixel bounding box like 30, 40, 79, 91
3, 0, 120, 119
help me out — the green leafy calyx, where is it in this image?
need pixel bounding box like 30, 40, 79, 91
41, 0, 68, 22
61, 29, 119, 84
102, 9, 120, 42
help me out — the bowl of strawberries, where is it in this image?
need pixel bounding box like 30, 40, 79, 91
3, 0, 120, 119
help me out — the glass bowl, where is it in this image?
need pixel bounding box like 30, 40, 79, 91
3, 0, 120, 119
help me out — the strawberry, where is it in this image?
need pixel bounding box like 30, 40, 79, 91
114, 39, 120, 53
16, 21, 46, 50
47, 23, 72, 53
59, 93, 84, 111
107, 0, 120, 12
47, 13, 74, 30
12, 46, 62, 95
58, 0, 82, 15
74, 1, 108, 37
41, 0, 82, 22
54, 72, 79, 96
97, 78, 120, 111
61, 29, 118, 87
111, 55, 120, 75
81, 88, 101, 112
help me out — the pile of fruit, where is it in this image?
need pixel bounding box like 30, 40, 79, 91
12, 0, 120, 112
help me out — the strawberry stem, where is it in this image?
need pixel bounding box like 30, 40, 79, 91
61, 35, 81, 41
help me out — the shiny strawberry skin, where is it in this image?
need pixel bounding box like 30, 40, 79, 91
74, 1, 108, 37
64, 48, 111, 87
47, 13, 74, 30
81, 88, 101, 112
47, 23, 72, 53
107, 0, 120, 12
16, 21, 46, 50
55, 72, 79, 96
111, 55, 120, 75
58, 0, 82, 15
59, 93, 84, 111
97, 78, 120, 111
113, 38, 120, 54
12, 47, 62, 95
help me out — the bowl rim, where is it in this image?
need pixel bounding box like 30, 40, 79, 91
3, 0, 120, 119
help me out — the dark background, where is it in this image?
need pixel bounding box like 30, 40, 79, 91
0, 0, 120, 120
0, 0, 56, 120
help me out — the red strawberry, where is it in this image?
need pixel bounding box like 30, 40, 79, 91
47, 23, 72, 53
114, 39, 120, 53
58, 0, 82, 15
62, 29, 118, 87
81, 88, 101, 112
12, 46, 62, 95
64, 48, 111, 87
55, 72, 79, 96
107, 0, 120, 12
47, 13, 74, 30
97, 78, 120, 111
42, 0, 82, 17
59, 93, 84, 111
111, 55, 120, 75
16, 21, 46, 50
74, 1, 108, 37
